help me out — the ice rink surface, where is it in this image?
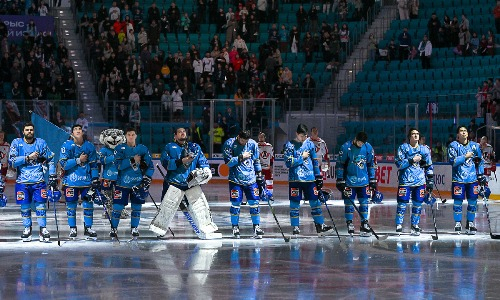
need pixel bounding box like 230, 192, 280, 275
1, 183, 500, 299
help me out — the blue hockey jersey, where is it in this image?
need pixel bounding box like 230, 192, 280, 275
160, 141, 209, 187
59, 140, 99, 187
448, 140, 484, 183
223, 137, 262, 186
283, 139, 320, 182
115, 143, 154, 188
395, 143, 434, 186
336, 141, 376, 187
9, 138, 56, 184
99, 147, 118, 180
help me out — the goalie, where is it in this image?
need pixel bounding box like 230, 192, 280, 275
150, 127, 221, 240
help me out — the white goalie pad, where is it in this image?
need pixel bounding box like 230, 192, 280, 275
185, 185, 220, 239
149, 185, 185, 236
187, 168, 213, 188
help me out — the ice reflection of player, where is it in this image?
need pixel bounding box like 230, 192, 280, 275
396, 241, 425, 299
17, 254, 49, 298
453, 240, 478, 297
228, 244, 261, 299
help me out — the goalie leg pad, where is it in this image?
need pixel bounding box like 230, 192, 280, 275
21, 204, 32, 228
186, 185, 219, 234
35, 203, 47, 228
149, 185, 185, 236
82, 201, 94, 227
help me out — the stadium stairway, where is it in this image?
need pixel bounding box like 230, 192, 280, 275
53, 7, 104, 125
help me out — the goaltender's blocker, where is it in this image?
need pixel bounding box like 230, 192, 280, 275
150, 127, 221, 239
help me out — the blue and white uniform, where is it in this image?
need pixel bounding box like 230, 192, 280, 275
448, 140, 483, 223
161, 141, 208, 190
99, 147, 118, 189
112, 143, 154, 229
59, 139, 99, 228
395, 143, 433, 226
223, 137, 262, 226
9, 138, 55, 228
336, 140, 376, 222
284, 139, 325, 227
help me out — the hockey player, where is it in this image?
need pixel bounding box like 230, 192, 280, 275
223, 130, 265, 239
0, 131, 10, 179
307, 127, 330, 179
284, 124, 333, 237
480, 136, 496, 180
150, 127, 221, 239
9, 122, 56, 242
394, 128, 434, 236
448, 125, 486, 235
98, 129, 128, 219
59, 124, 100, 240
112, 127, 154, 239
257, 132, 274, 195
0, 176, 6, 208
336, 131, 377, 237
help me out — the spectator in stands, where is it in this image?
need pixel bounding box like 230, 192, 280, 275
280, 66, 293, 86
398, 28, 411, 62
161, 90, 172, 120
368, 33, 377, 61
38, 2, 48, 17
458, 27, 470, 55
211, 122, 224, 153
492, 78, 500, 101
109, 2, 121, 22
388, 39, 397, 61
409, 0, 419, 19
442, 15, 452, 47
296, 5, 308, 33
339, 23, 349, 52
226, 15, 237, 45
486, 36, 495, 57
268, 0, 279, 23
493, 102, 500, 126
427, 12, 440, 47
302, 32, 314, 63
52, 111, 69, 131
432, 141, 446, 162
75, 112, 89, 134
148, 19, 161, 53
470, 32, 479, 55
397, 0, 409, 20
129, 103, 141, 133
460, 14, 469, 32
302, 72, 316, 110
418, 34, 432, 69
290, 25, 300, 55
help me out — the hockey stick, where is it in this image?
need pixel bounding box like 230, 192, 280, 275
50, 186, 61, 246
95, 189, 120, 243
266, 200, 290, 242
425, 192, 439, 240
343, 190, 380, 240
433, 184, 448, 204
480, 185, 500, 239
319, 190, 341, 242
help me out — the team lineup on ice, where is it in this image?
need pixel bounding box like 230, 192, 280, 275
0, 114, 497, 246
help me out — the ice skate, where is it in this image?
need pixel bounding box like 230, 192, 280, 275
455, 222, 462, 234
253, 224, 264, 239
22, 227, 32, 242
39, 227, 50, 242
410, 224, 421, 236
396, 224, 403, 235
465, 221, 477, 235
360, 220, 372, 237
69, 227, 78, 240
232, 225, 241, 239
130, 227, 140, 241
84, 226, 97, 240
292, 226, 300, 238
110, 228, 118, 240
347, 220, 355, 236
315, 223, 333, 237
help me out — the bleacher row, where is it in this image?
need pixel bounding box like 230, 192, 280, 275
338, 0, 498, 155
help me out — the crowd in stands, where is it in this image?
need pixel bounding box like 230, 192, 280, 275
476, 78, 500, 127
0, 5, 74, 137
82, 0, 375, 134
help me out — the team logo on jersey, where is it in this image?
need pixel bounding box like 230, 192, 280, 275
17, 191, 25, 201
344, 187, 353, 197
230, 189, 239, 198
313, 187, 319, 196
419, 189, 425, 198
41, 189, 47, 199
103, 179, 111, 188
354, 157, 367, 169
473, 185, 479, 195
454, 186, 462, 195
65, 188, 74, 198
114, 190, 123, 200
290, 188, 299, 197
260, 151, 271, 159
253, 188, 259, 197
398, 188, 407, 197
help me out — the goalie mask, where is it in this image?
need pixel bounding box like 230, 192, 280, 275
99, 129, 125, 149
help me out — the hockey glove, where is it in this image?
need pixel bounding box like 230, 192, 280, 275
47, 189, 62, 203
315, 175, 324, 190
140, 175, 152, 191
336, 179, 346, 193
256, 172, 266, 190
369, 179, 377, 191
479, 185, 491, 198
318, 190, 330, 203
372, 190, 384, 203
48, 174, 58, 190
426, 174, 434, 193
477, 174, 487, 186
85, 179, 101, 200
